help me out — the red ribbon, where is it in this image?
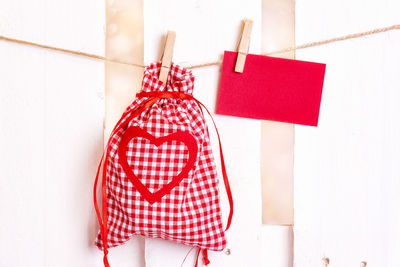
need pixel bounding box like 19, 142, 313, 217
94, 91, 233, 266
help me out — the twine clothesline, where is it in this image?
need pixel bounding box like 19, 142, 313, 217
0, 24, 399, 69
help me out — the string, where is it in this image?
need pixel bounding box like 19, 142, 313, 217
181, 246, 196, 267
0, 24, 399, 69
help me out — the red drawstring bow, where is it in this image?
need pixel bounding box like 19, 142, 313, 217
94, 91, 233, 266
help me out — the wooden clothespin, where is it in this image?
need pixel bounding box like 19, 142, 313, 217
235, 19, 253, 73
322, 257, 330, 267
159, 31, 176, 83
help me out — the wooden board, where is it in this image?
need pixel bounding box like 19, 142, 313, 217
143, 0, 263, 266
294, 0, 400, 265
104, 0, 145, 266
261, 0, 295, 226
0, 0, 294, 266
0, 0, 105, 265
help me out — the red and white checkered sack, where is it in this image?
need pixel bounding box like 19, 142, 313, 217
94, 62, 233, 266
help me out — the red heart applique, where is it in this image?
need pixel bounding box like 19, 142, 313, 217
118, 126, 198, 204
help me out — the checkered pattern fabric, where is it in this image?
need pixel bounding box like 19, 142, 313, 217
95, 62, 227, 251
125, 138, 189, 193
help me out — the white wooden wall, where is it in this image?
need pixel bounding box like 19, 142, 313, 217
0, 0, 293, 266
294, 0, 400, 266
0, 0, 105, 266
5, 0, 396, 266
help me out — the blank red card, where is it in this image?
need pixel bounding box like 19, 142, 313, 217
216, 51, 326, 126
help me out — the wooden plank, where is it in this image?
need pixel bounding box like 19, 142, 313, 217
143, 0, 263, 266
260, 0, 294, 266
43, 53, 105, 267
105, 0, 144, 138
0, 1, 105, 265
0, 40, 47, 267
294, 0, 400, 265
260, 0, 295, 226
104, 0, 145, 266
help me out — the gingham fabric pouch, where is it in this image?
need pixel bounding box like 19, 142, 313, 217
94, 62, 233, 267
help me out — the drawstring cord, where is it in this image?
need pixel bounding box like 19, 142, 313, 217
182, 247, 210, 267
202, 249, 210, 265
94, 91, 233, 267
94, 96, 161, 266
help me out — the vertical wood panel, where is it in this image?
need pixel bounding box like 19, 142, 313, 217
261, 0, 295, 226
0, 2, 105, 266
260, 1, 295, 266
294, 0, 400, 265
142, 1, 263, 266
105, 0, 144, 138
104, 0, 145, 266
0, 0, 105, 266
43, 53, 105, 267
0, 41, 47, 267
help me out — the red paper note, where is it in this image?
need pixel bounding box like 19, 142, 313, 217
216, 51, 326, 126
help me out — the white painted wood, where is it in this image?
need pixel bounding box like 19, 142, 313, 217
261, 225, 293, 267
0, 42, 105, 267
0, 0, 105, 266
0, 0, 104, 55
261, 0, 295, 226
295, 0, 400, 45
143, 0, 262, 66
294, 0, 400, 265
104, 0, 146, 266
0, 1, 294, 266
143, 0, 264, 266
